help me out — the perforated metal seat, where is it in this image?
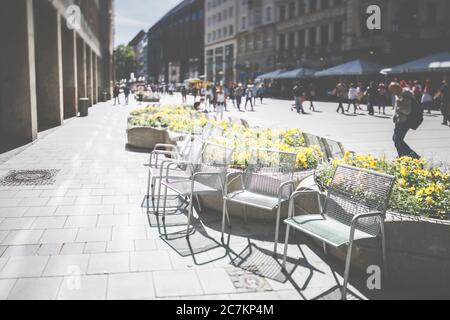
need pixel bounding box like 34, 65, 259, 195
225, 190, 282, 210
285, 215, 375, 248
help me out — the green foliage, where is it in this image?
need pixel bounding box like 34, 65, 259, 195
114, 45, 137, 80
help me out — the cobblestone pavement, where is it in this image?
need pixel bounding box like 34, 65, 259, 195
0, 95, 425, 300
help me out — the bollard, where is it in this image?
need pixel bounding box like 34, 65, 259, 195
79, 98, 89, 117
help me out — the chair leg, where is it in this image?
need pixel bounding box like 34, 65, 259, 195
380, 220, 388, 279
186, 193, 194, 237
155, 177, 163, 215
162, 185, 168, 220
273, 205, 282, 257
341, 238, 355, 300
195, 194, 202, 212
151, 177, 156, 202
221, 199, 227, 242
282, 224, 291, 270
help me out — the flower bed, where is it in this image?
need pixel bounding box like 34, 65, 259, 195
129, 105, 324, 171
315, 153, 450, 220
135, 92, 160, 102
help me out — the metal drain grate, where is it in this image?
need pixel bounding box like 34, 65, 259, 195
226, 267, 273, 293
0, 170, 60, 186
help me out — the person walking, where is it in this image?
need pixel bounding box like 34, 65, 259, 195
137, 84, 144, 105
293, 82, 306, 114
252, 83, 258, 106
413, 80, 423, 103
181, 86, 188, 104
235, 84, 244, 111
378, 83, 388, 115
356, 82, 364, 110
244, 84, 255, 111
257, 84, 265, 104
365, 82, 379, 116
204, 86, 213, 112
113, 83, 121, 105
347, 83, 359, 114
334, 82, 347, 114
306, 83, 316, 111
216, 86, 226, 120
421, 80, 433, 114
229, 84, 236, 108
389, 82, 422, 159
124, 84, 131, 105
192, 85, 199, 104
435, 80, 450, 126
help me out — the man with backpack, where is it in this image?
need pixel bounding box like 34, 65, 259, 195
389, 82, 423, 159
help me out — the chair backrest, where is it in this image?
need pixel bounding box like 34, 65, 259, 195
321, 138, 345, 160
323, 165, 395, 236
244, 149, 297, 198
194, 141, 234, 190
303, 133, 327, 160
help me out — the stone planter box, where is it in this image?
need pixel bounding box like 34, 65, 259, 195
126, 122, 186, 151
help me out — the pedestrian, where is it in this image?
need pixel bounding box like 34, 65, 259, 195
257, 84, 265, 104
244, 84, 254, 111
293, 82, 306, 114
306, 83, 316, 111
421, 80, 433, 114
356, 82, 364, 110
211, 85, 217, 111
365, 82, 379, 116
137, 84, 144, 105
124, 84, 131, 105
413, 80, 423, 102
333, 82, 347, 114
192, 85, 199, 104
252, 83, 258, 106
229, 84, 236, 108
389, 82, 422, 159
216, 86, 226, 120
378, 83, 388, 115
235, 84, 244, 111
181, 86, 188, 104
113, 83, 121, 105
204, 86, 213, 112
434, 80, 450, 126
347, 83, 358, 114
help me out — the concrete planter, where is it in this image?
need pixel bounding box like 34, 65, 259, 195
126, 125, 169, 150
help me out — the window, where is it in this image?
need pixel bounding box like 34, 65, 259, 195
229, 25, 234, 36
241, 16, 246, 29
298, 0, 305, 16
298, 29, 305, 48
309, 27, 317, 46
279, 5, 285, 21
320, 24, 329, 46
288, 2, 295, 19
266, 6, 272, 22
288, 32, 295, 50
333, 21, 342, 43
278, 34, 285, 50
427, 2, 438, 25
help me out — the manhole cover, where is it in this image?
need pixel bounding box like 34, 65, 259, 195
0, 170, 60, 186
226, 267, 272, 292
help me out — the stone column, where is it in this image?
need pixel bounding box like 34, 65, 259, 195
77, 36, 87, 103
62, 23, 78, 119
34, 0, 64, 131
93, 55, 98, 104
0, 0, 38, 152
86, 46, 93, 107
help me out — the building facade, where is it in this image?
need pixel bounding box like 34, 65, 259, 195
204, 0, 239, 84
0, 0, 114, 153
129, 30, 148, 80
274, 0, 450, 70
236, 0, 277, 83
147, 0, 204, 84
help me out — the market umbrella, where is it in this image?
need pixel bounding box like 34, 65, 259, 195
255, 69, 285, 81
315, 59, 386, 77
272, 68, 318, 79
380, 52, 450, 75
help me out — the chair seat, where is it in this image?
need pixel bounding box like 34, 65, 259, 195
162, 179, 219, 195
225, 190, 286, 210
284, 215, 376, 248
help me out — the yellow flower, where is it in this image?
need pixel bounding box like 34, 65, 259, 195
425, 196, 434, 206
400, 166, 408, 176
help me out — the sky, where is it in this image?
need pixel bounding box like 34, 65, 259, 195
114, 0, 183, 47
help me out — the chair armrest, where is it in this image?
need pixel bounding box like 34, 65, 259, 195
278, 180, 295, 199
162, 160, 194, 180
226, 171, 244, 189
288, 190, 323, 219
351, 211, 383, 225
154, 144, 179, 152
147, 150, 180, 167
193, 171, 225, 194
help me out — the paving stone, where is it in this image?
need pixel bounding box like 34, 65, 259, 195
134, 239, 157, 252
57, 275, 107, 300
31, 216, 67, 229
87, 252, 130, 275
112, 226, 147, 241
84, 242, 107, 254
97, 214, 129, 227
40, 229, 78, 244
76, 227, 111, 242
0, 256, 49, 278
60, 243, 85, 255
196, 268, 237, 295
106, 240, 134, 253
65, 216, 98, 229
107, 272, 155, 300
153, 270, 203, 298
0, 279, 16, 299
130, 251, 171, 272
1, 230, 44, 246
0, 207, 29, 218
43, 254, 90, 277
8, 277, 62, 300
0, 217, 35, 230
37, 244, 63, 256
24, 206, 57, 217
2, 245, 40, 257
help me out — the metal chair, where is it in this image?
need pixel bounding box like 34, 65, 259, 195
222, 148, 298, 256
321, 138, 346, 160
302, 133, 328, 161
160, 141, 234, 237
282, 164, 395, 300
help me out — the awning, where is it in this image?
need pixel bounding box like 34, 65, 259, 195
272, 68, 318, 79
255, 69, 285, 81
381, 52, 450, 75
315, 59, 386, 77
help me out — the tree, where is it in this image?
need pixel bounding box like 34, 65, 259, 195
114, 45, 137, 81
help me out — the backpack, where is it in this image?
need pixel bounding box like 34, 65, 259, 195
405, 93, 424, 130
